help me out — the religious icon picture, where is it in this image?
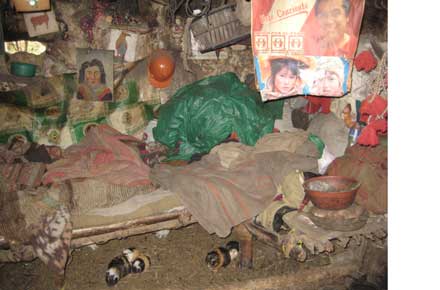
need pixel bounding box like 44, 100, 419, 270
76, 48, 114, 102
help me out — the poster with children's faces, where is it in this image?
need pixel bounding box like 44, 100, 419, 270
257, 55, 350, 101
252, 0, 365, 101
76, 48, 114, 102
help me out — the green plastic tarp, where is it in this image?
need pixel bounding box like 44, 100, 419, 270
153, 72, 283, 160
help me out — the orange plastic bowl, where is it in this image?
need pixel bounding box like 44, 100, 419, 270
303, 176, 360, 210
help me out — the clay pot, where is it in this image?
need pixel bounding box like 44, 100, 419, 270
303, 176, 360, 210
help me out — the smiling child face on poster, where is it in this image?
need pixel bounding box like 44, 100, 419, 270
315, 0, 350, 48
263, 58, 309, 100
273, 66, 301, 95
312, 70, 343, 96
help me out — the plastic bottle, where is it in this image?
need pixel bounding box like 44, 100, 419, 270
348, 123, 361, 147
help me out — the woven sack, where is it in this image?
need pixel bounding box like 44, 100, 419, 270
326, 137, 387, 214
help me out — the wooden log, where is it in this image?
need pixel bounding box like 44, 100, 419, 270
72, 210, 192, 239
244, 221, 280, 249
244, 222, 307, 262
0, 210, 194, 249
71, 219, 193, 248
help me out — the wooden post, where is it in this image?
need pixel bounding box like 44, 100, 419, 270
234, 223, 253, 269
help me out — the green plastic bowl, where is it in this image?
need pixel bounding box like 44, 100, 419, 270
10, 62, 37, 77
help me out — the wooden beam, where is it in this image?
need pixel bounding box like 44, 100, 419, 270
0, 210, 194, 249
71, 219, 194, 248
233, 223, 254, 269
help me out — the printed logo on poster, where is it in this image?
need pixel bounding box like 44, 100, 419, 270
254, 34, 269, 51
271, 35, 286, 51
288, 34, 304, 52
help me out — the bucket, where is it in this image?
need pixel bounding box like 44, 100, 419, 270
10, 62, 37, 77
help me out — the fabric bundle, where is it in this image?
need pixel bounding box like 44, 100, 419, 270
357, 95, 387, 146
152, 131, 320, 237
43, 124, 152, 186
354, 50, 378, 73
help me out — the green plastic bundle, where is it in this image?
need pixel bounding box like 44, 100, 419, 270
153, 73, 283, 160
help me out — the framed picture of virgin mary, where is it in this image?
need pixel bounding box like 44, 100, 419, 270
76, 48, 114, 102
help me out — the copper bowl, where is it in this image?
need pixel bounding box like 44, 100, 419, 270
303, 176, 360, 210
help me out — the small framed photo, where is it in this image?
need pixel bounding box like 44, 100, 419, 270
108, 29, 139, 63
76, 48, 114, 102
23, 10, 59, 37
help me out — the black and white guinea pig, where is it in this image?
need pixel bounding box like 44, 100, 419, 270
105, 248, 151, 287
105, 253, 132, 287
123, 247, 151, 273
205, 241, 240, 271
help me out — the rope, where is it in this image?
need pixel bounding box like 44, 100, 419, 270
369, 50, 388, 100
363, 50, 388, 123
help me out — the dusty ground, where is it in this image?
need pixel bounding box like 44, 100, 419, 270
0, 223, 367, 290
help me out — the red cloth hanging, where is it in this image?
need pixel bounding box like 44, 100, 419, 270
303, 96, 332, 114
354, 50, 378, 73
357, 95, 387, 146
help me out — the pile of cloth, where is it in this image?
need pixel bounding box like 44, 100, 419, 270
0, 140, 60, 192
0, 124, 322, 274
43, 124, 153, 187
0, 135, 71, 274
0, 184, 72, 275
0, 124, 155, 276
152, 130, 321, 237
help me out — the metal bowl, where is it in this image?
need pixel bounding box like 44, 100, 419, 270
303, 176, 360, 210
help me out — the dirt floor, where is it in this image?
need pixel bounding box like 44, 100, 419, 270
0, 223, 369, 290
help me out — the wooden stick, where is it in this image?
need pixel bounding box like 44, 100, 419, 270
244, 222, 281, 249
72, 210, 191, 239
0, 210, 193, 249
113, 59, 144, 89
244, 222, 307, 262
70, 219, 194, 248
